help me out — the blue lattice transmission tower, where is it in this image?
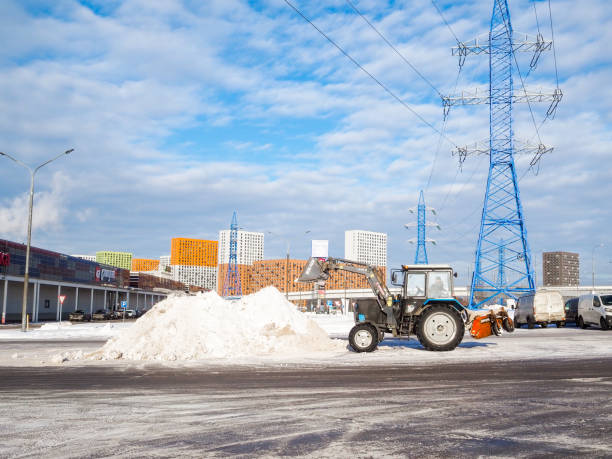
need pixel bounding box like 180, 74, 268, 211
222, 211, 242, 298
405, 190, 440, 264
442, 0, 561, 307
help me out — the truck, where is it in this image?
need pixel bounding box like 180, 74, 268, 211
577, 293, 612, 330
514, 291, 565, 328
297, 257, 512, 352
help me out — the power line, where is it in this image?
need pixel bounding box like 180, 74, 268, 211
283, 0, 459, 148
547, 0, 560, 88
426, 66, 463, 193
531, 0, 542, 36
344, 0, 466, 199
430, 0, 461, 45
496, 9, 545, 149
345, 0, 443, 99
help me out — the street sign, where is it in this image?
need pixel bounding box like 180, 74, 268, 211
121, 300, 127, 309
58, 295, 66, 305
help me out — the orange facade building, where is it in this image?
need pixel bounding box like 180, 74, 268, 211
131, 258, 160, 272
217, 259, 385, 296
171, 238, 218, 267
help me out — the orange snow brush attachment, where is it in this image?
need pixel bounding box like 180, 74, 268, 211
470, 312, 496, 339
469, 308, 514, 339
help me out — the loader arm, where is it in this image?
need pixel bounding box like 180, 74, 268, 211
297, 257, 399, 332
298, 257, 392, 307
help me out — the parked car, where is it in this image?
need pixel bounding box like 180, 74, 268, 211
564, 297, 579, 325
111, 310, 124, 320
92, 309, 110, 321
514, 291, 565, 328
68, 310, 91, 322
577, 293, 612, 330
125, 309, 137, 318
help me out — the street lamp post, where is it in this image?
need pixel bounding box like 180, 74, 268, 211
591, 243, 604, 292
267, 230, 311, 299
0, 149, 74, 331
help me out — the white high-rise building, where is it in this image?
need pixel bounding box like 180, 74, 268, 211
218, 230, 264, 265
72, 254, 96, 262
159, 255, 171, 273
172, 265, 217, 290
345, 230, 387, 267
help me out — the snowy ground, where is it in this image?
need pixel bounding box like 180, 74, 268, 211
2, 313, 611, 457
0, 313, 610, 367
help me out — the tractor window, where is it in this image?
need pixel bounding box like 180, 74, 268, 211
428, 272, 451, 298
406, 273, 426, 297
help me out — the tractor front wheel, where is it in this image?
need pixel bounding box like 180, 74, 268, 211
349, 323, 379, 353
416, 305, 465, 352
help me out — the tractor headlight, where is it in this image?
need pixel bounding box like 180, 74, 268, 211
405, 304, 416, 314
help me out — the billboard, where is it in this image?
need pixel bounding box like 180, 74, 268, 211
311, 240, 328, 258
0, 252, 9, 267
96, 267, 117, 283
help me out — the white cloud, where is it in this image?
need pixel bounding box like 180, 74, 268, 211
0, 0, 610, 283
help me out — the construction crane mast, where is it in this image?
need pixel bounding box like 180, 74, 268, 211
405, 190, 440, 264
442, 0, 561, 308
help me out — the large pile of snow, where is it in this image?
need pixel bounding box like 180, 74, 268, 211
90, 287, 344, 361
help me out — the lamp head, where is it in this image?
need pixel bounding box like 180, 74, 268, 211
65, 148, 74, 155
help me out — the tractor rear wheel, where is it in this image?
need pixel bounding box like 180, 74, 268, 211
416, 305, 464, 352
349, 323, 379, 353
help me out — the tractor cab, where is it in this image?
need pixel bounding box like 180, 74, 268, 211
392, 265, 456, 301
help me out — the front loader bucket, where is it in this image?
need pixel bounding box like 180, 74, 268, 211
296, 257, 330, 283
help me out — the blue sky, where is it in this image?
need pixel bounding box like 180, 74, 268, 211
1, 0, 611, 285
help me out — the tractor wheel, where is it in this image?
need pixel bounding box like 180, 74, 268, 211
578, 316, 588, 329
527, 316, 535, 329
600, 318, 609, 331
348, 323, 379, 353
416, 305, 464, 352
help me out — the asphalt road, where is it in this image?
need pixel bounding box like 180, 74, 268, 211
1, 356, 611, 458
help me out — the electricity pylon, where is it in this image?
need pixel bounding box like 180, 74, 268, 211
222, 211, 242, 297
405, 190, 440, 264
442, 0, 561, 307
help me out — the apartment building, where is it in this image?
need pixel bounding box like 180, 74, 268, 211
345, 230, 387, 267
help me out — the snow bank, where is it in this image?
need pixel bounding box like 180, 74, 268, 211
90, 287, 344, 361
40, 322, 73, 330
0, 322, 127, 340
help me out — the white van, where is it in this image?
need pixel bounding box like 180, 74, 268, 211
577, 293, 612, 330
514, 291, 565, 328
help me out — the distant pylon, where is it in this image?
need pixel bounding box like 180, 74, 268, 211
222, 211, 242, 297
405, 190, 440, 264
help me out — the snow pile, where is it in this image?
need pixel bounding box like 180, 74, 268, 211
90, 287, 344, 361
